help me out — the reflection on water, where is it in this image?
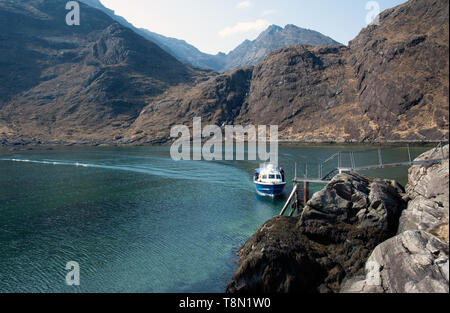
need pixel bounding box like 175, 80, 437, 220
0, 145, 428, 292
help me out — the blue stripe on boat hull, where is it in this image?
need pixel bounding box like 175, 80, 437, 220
254, 183, 286, 197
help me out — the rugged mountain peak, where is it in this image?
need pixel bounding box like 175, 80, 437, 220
221, 24, 341, 71
264, 24, 283, 33
90, 22, 194, 82
78, 0, 340, 72
80, 0, 103, 8
284, 24, 299, 30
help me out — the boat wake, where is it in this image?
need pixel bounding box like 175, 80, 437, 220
0, 157, 253, 189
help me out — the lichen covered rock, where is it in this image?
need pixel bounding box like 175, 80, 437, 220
342, 145, 449, 293
341, 231, 449, 293
400, 145, 449, 243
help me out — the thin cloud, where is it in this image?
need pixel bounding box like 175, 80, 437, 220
219, 19, 270, 37
262, 9, 277, 16
237, 1, 252, 9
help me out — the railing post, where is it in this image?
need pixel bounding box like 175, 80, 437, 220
303, 182, 309, 206
378, 148, 383, 166
289, 186, 301, 217
280, 184, 298, 216
407, 144, 412, 163
350, 152, 356, 169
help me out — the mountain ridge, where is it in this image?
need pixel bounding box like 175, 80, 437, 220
222, 23, 340, 71
78, 0, 340, 72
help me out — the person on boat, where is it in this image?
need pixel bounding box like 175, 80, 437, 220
280, 167, 285, 182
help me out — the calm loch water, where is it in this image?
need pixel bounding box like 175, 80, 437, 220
0, 145, 428, 292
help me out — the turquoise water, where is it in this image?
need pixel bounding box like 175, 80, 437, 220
0, 145, 428, 293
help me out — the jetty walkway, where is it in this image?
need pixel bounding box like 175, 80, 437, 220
280, 142, 448, 216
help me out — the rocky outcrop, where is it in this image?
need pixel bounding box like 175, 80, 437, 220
341, 231, 448, 293
226, 172, 406, 293
400, 145, 449, 242
341, 145, 449, 293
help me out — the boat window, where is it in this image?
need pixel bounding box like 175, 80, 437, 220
269, 175, 275, 179
276, 175, 281, 179
262, 175, 267, 179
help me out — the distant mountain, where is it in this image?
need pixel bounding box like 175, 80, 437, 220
79, 1, 339, 72
221, 24, 340, 71
79, 0, 226, 71
137, 28, 227, 72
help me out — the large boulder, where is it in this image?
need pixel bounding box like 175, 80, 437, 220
225, 216, 324, 293
226, 172, 406, 293
400, 145, 449, 242
341, 231, 449, 293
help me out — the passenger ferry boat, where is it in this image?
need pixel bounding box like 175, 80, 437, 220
253, 164, 286, 197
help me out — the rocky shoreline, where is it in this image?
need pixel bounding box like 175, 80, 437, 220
227, 145, 449, 293
0, 138, 444, 148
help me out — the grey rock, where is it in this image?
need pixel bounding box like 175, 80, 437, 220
299, 172, 405, 238
341, 231, 449, 293
227, 172, 406, 293
400, 145, 449, 242
343, 145, 450, 293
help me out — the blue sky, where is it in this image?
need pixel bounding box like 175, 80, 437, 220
100, 0, 407, 54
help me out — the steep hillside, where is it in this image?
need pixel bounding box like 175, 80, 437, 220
129, 68, 253, 143
235, 45, 365, 142
347, 0, 449, 141
0, 0, 203, 144
79, 0, 226, 71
